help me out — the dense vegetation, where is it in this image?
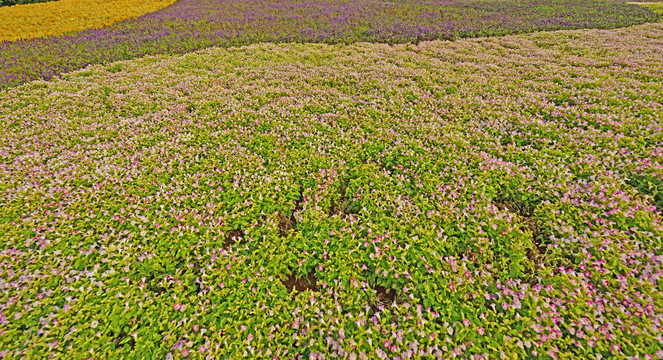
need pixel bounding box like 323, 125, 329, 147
0, 0, 659, 89
1, 20, 661, 358
0, 0, 176, 42
636, 1, 663, 15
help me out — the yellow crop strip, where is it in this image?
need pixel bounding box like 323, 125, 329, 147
0, 0, 176, 42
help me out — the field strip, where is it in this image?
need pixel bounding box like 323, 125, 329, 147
0, 0, 175, 42
0, 0, 658, 88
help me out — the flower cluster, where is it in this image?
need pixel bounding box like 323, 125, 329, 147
0, 0, 659, 88
0, 21, 662, 359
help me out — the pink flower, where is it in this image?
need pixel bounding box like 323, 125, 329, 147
463, 319, 471, 327
174, 303, 181, 311
14, 313, 22, 320
478, 327, 484, 335
588, 339, 595, 347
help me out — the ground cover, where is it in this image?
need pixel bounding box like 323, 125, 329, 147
632, 1, 663, 15
0, 0, 176, 42
0, 0, 659, 89
0, 21, 662, 359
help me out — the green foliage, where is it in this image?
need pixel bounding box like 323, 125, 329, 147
0, 0, 57, 6
0, 19, 662, 360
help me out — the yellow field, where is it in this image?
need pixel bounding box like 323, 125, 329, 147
0, 0, 176, 42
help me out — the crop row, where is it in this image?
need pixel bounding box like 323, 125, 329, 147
0, 0, 659, 89
1, 22, 662, 358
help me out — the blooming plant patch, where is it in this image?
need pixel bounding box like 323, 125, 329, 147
0, 0, 176, 42
0, 21, 662, 358
0, 0, 659, 88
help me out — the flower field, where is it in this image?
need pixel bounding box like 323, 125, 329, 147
0, 0, 176, 42
1, 15, 662, 358
0, 0, 659, 89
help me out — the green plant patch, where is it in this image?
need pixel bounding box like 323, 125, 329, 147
0, 0, 58, 6
0, 22, 662, 359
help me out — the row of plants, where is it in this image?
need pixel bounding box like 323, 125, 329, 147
0, 22, 661, 358
0, 0, 659, 88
